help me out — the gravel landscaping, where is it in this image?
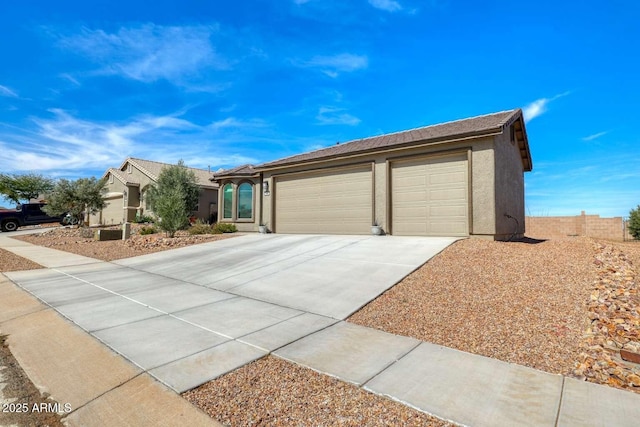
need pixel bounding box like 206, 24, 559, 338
349, 237, 640, 394
0, 248, 43, 272
12, 225, 239, 261
2, 229, 639, 425
0, 335, 65, 427
183, 356, 454, 427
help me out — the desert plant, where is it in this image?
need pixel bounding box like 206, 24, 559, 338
139, 225, 157, 235
79, 227, 94, 238
188, 219, 213, 235
42, 177, 106, 225
212, 222, 237, 234
133, 213, 155, 224
0, 173, 54, 204
146, 161, 200, 237
629, 205, 640, 240
153, 188, 188, 237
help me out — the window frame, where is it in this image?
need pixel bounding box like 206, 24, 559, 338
220, 180, 255, 223
236, 181, 254, 221
222, 183, 234, 220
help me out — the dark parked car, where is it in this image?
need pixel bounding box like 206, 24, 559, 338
0, 203, 64, 232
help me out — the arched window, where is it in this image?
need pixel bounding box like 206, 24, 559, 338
223, 183, 233, 219
237, 182, 253, 219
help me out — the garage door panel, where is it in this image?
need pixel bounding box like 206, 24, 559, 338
275, 167, 372, 234
392, 155, 468, 237
430, 188, 466, 201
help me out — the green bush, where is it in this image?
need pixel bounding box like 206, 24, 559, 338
212, 222, 237, 234
629, 205, 640, 240
139, 225, 157, 235
134, 213, 155, 224
188, 219, 213, 235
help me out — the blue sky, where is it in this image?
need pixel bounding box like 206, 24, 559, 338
0, 0, 638, 217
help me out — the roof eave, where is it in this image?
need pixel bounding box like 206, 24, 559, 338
211, 172, 260, 182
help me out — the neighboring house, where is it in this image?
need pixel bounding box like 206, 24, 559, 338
91, 158, 218, 226
212, 108, 532, 240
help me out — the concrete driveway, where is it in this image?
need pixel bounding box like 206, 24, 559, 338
5, 234, 457, 392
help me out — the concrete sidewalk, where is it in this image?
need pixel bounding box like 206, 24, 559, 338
0, 274, 220, 427
2, 232, 640, 426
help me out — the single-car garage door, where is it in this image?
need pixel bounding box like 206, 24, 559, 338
275, 165, 372, 234
391, 154, 468, 236
101, 194, 124, 225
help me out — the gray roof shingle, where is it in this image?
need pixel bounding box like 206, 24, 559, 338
257, 109, 527, 169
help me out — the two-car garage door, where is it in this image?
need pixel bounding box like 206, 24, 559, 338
273, 154, 469, 236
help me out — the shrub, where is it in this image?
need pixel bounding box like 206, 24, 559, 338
139, 225, 157, 235
154, 188, 189, 237
133, 213, 155, 224
188, 219, 213, 235
629, 205, 640, 240
212, 222, 237, 234
79, 227, 94, 238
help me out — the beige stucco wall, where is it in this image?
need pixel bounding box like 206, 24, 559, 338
90, 177, 127, 225
260, 135, 507, 237
96, 162, 218, 225
469, 139, 496, 237
493, 127, 526, 239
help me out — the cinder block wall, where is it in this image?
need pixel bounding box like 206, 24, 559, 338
526, 211, 629, 241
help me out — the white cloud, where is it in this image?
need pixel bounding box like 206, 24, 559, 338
368, 0, 403, 12
522, 91, 569, 121
582, 131, 608, 142
0, 85, 18, 98
59, 73, 81, 86
208, 117, 268, 131
316, 107, 361, 126
0, 109, 268, 173
297, 53, 368, 77
57, 24, 226, 85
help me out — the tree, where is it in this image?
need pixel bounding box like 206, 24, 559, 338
42, 177, 107, 225
152, 187, 188, 237
629, 205, 640, 240
146, 160, 200, 237
0, 173, 54, 204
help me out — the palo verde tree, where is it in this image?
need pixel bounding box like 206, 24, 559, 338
629, 205, 640, 240
42, 177, 107, 225
0, 173, 55, 205
146, 160, 200, 237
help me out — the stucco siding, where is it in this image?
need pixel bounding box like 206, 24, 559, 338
469, 139, 496, 237
493, 128, 526, 238
262, 136, 498, 237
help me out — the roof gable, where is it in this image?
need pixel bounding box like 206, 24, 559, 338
102, 168, 139, 186
211, 164, 258, 180
256, 109, 532, 171
117, 158, 218, 188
